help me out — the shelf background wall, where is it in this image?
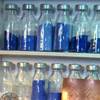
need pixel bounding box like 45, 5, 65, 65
1, 0, 100, 67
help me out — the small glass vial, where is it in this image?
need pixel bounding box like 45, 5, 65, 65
53, 4, 70, 51
71, 4, 89, 53
1, 61, 15, 94
68, 64, 82, 79
19, 4, 36, 51
48, 63, 63, 100
86, 65, 99, 80
89, 5, 100, 53
37, 4, 53, 51
4, 4, 19, 50
31, 62, 47, 100
16, 62, 30, 100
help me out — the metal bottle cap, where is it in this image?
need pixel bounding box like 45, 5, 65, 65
35, 62, 47, 69
40, 4, 52, 10
57, 4, 70, 11
86, 65, 99, 71
51, 63, 63, 69
2, 61, 13, 67
75, 4, 88, 11
69, 64, 82, 70
94, 5, 100, 11
22, 4, 35, 10
5, 4, 18, 10
17, 62, 29, 68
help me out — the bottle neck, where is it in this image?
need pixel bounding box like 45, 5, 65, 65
86, 71, 99, 80
93, 11, 100, 20
7, 10, 17, 15
23, 10, 34, 17
69, 70, 81, 79
58, 10, 69, 16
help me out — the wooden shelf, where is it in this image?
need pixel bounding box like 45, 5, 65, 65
0, 50, 100, 59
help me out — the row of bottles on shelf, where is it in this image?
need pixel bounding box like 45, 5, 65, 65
0, 61, 100, 100
2, 3, 100, 53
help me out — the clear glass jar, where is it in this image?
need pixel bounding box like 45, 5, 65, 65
1, 61, 15, 94
19, 4, 36, 51
68, 64, 82, 79
89, 5, 100, 53
4, 4, 19, 50
53, 4, 70, 51
31, 62, 47, 100
48, 63, 63, 100
71, 4, 89, 53
86, 65, 99, 80
16, 62, 30, 100
37, 4, 53, 51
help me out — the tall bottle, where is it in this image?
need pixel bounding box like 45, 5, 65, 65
4, 4, 19, 50
53, 4, 70, 51
16, 62, 30, 100
48, 63, 63, 100
37, 4, 53, 51
19, 4, 36, 51
68, 64, 82, 79
86, 65, 99, 80
89, 5, 100, 53
31, 62, 47, 100
71, 4, 89, 53
1, 61, 15, 95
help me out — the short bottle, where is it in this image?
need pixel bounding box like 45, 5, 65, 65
4, 4, 19, 50
86, 65, 99, 80
53, 4, 71, 51
48, 63, 63, 100
19, 4, 36, 51
31, 62, 47, 100
68, 64, 83, 79
89, 5, 100, 53
16, 62, 30, 100
37, 4, 53, 51
1, 61, 15, 95
71, 4, 89, 53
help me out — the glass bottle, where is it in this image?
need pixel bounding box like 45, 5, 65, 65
86, 65, 99, 80
1, 61, 15, 95
31, 62, 47, 100
37, 4, 53, 51
89, 5, 100, 53
4, 4, 19, 50
71, 4, 89, 53
16, 62, 30, 100
68, 64, 82, 79
53, 4, 70, 51
19, 4, 36, 51
48, 63, 63, 100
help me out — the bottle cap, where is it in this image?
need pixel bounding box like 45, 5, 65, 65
2, 61, 13, 67
17, 62, 29, 68
75, 4, 88, 11
57, 4, 70, 11
51, 63, 64, 69
35, 62, 47, 69
40, 4, 52, 10
94, 5, 100, 11
86, 65, 99, 71
69, 64, 82, 70
5, 4, 18, 10
22, 4, 35, 10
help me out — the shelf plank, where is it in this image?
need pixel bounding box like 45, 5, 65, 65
0, 50, 100, 59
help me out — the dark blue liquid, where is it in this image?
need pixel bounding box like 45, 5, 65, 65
31, 80, 47, 100
4, 31, 18, 50
71, 35, 88, 53
89, 38, 100, 53
19, 35, 36, 51
48, 92, 61, 100
37, 23, 52, 51
53, 23, 70, 51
